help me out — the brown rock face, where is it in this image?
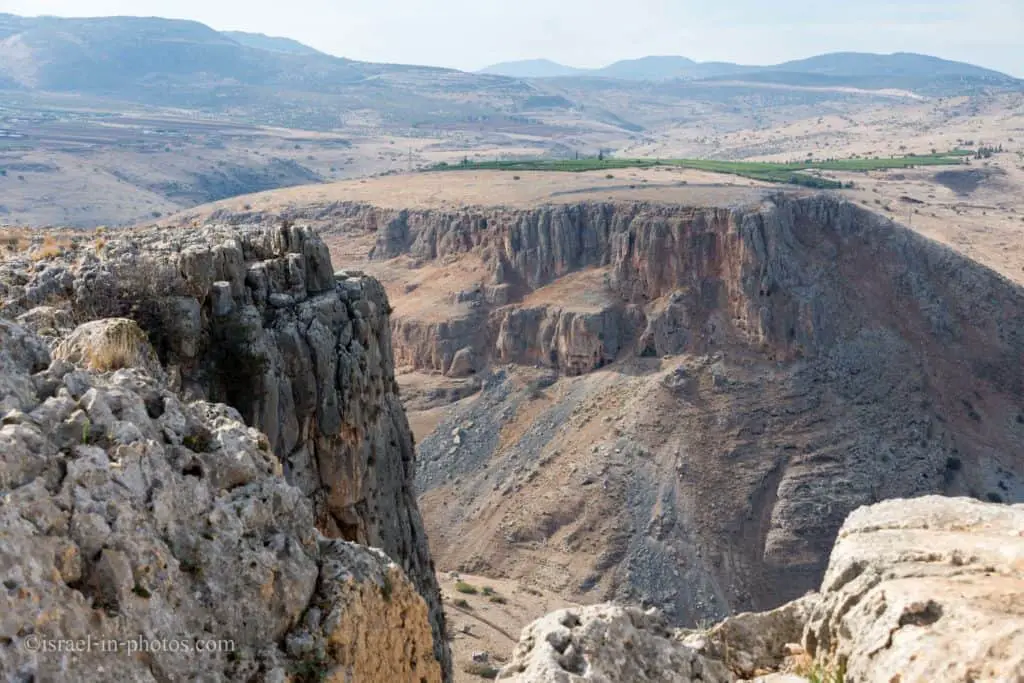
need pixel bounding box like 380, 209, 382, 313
316, 195, 1024, 627
0, 224, 452, 679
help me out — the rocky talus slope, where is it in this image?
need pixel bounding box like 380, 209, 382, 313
0, 225, 450, 681
498, 497, 1024, 682
299, 195, 1023, 628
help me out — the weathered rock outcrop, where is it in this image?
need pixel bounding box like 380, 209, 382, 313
401, 195, 1023, 627
499, 497, 1024, 682
0, 223, 451, 679
0, 318, 442, 682
800, 496, 1024, 682
497, 605, 731, 682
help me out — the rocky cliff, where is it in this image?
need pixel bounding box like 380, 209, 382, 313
498, 496, 1024, 682
304, 195, 1023, 628
0, 224, 451, 680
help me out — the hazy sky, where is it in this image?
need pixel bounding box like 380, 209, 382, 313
2, 0, 1022, 76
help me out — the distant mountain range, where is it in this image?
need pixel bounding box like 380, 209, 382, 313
481, 52, 1021, 91
0, 12, 1020, 134
0, 13, 530, 129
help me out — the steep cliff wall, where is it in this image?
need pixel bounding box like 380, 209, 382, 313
0, 224, 452, 679
311, 195, 1024, 626
300, 199, 1024, 386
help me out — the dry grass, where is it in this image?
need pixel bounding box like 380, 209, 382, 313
0, 228, 32, 253
53, 318, 155, 372
34, 234, 66, 260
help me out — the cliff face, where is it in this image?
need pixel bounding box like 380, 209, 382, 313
308, 199, 1024, 386
0, 224, 451, 679
310, 196, 1023, 626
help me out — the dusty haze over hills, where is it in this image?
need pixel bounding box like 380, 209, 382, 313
3, 0, 1022, 76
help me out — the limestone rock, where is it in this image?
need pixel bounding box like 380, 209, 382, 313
504, 498, 1024, 683
0, 319, 443, 682
0, 222, 452, 679
684, 595, 819, 679
448, 347, 476, 378
801, 496, 1024, 683
497, 605, 730, 682
287, 540, 443, 683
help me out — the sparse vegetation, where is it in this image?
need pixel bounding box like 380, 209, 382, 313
462, 661, 500, 679
33, 234, 69, 261
183, 428, 215, 453
794, 655, 847, 683
289, 653, 329, 683
455, 581, 479, 595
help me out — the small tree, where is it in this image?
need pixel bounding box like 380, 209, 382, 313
598, 150, 605, 161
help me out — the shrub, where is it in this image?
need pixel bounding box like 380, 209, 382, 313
453, 598, 471, 609
488, 595, 508, 605
455, 581, 479, 595
462, 662, 499, 679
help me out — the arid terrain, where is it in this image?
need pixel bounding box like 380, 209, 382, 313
3, 13, 1021, 231
2, 14, 1023, 680
157, 155, 1024, 681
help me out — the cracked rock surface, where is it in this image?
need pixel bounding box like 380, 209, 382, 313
0, 223, 450, 681
500, 497, 1024, 683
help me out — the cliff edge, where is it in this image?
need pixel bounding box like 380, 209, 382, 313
498, 496, 1024, 682
0, 224, 451, 680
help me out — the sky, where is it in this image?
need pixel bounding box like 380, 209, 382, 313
1, 0, 1022, 76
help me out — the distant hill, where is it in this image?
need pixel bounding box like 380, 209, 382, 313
594, 56, 698, 80
0, 10, 1019, 135
0, 13, 533, 129
479, 59, 586, 79
481, 51, 1022, 94
770, 52, 1010, 79
222, 30, 324, 56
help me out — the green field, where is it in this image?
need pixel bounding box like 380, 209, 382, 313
429, 151, 970, 190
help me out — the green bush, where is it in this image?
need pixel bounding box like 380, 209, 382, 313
455, 581, 479, 595
462, 662, 499, 679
